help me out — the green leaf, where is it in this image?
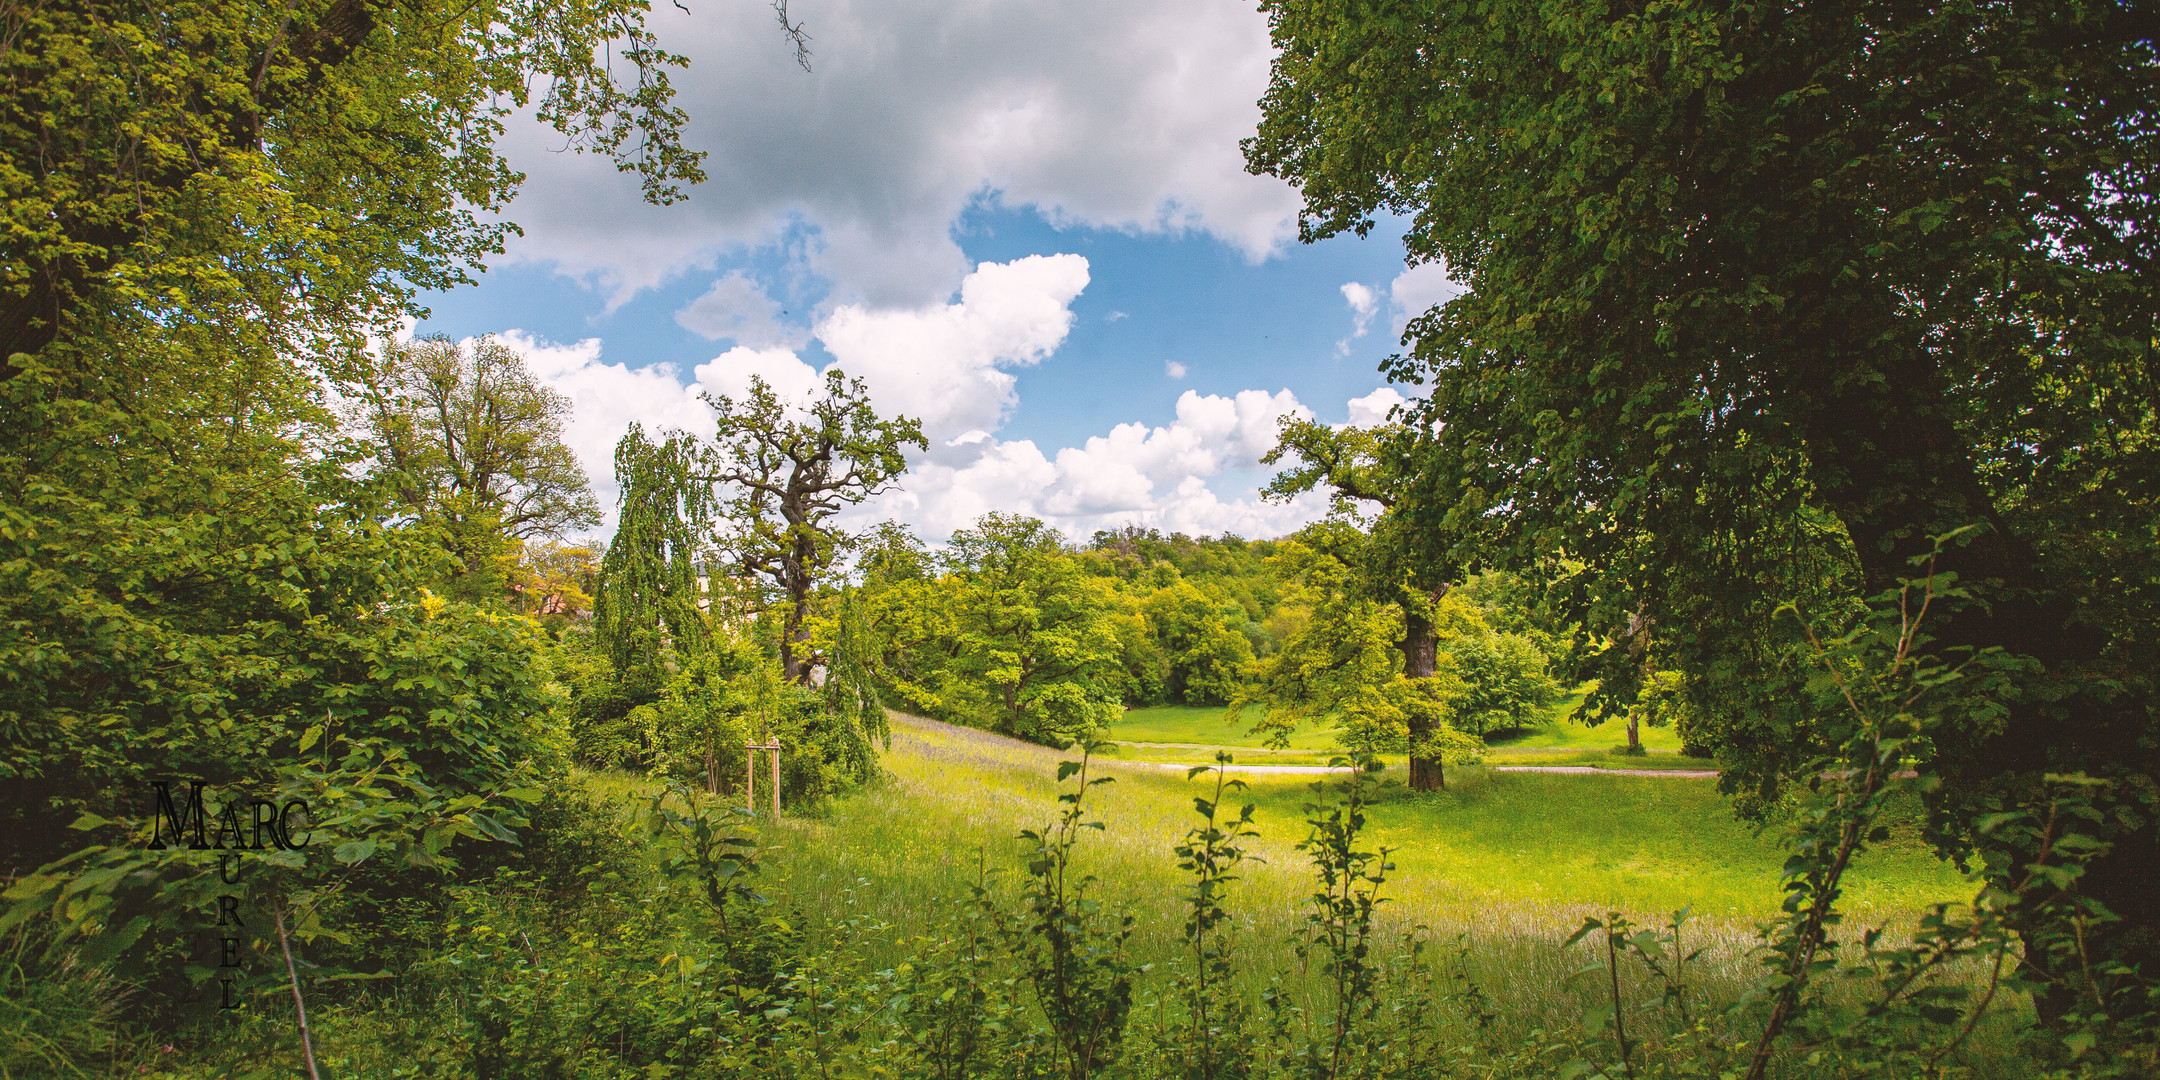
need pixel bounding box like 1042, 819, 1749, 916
332, 839, 377, 865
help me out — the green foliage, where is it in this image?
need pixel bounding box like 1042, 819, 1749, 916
1254, 407, 1508, 789
944, 513, 1126, 745
1087, 529, 1284, 616
0, 361, 395, 862
29, 690, 2158, 1078
1245, 0, 2160, 988
647, 642, 762, 796
818, 587, 895, 781
0, 367, 568, 898
1446, 627, 1563, 737
1141, 581, 1259, 706
348, 335, 600, 600
1285, 758, 1394, 1079
887, 881, 1027, 1080
0, 362, 567, 993
644, 786, 765, 932
640, 633, 884, 808
2, 0, 702, 371
1013, 747, 1138, 1080
3, 720, 552, 1025
1235, 532, 1408, 753
1235, 534, 1489, 784
594, 423, 709, 682
552, 623, 658, 770
0, 932, 150, 1077
1168, 754, 1260, 1080
0, 0, 708, 973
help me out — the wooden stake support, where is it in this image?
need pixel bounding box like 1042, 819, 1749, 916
744, 740, 781, 818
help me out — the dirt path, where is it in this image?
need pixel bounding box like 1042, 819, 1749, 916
1489, 765, 1717, 778
1131, 761, 1718, 779
886, 712, 1721, 780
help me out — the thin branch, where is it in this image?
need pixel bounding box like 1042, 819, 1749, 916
772, 0, 813, 72
274, 905, 323, 1080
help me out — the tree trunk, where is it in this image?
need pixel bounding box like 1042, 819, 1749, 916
779, 572, 813, 685
1402, 598, 1445, 792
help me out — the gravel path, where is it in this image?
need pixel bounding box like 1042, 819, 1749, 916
887, 712, 1721, 780
1489, 765, 1718, 778
1132, 761, 1718, 779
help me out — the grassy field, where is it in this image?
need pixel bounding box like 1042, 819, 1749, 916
1099, 693, 1723, 771
570, 710, 2035, 1072
693, 711, 1981, 1037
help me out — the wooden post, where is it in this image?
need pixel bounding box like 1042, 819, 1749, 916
745, 741, 782, 817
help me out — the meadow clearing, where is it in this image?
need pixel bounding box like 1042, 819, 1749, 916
686, 708, 1998, 1056
1099, 698, 1714, 770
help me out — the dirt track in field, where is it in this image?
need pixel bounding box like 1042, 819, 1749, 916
1132, 761, 1718, 779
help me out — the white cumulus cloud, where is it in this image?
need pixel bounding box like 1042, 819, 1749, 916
879, 386, 1322, 540
491, 331, 715, 531
675, 271, 811, 350
1344, 386, 1406, 428
1335, 280, 1379, 356
489, 0, 1299, 310
1388, 260, 1467, 336
490, 255, 1405, 545
817, 253, 1090, 457
693, 345, 825, 406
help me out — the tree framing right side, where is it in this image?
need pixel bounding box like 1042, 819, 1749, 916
1244, 0, 2157, 1022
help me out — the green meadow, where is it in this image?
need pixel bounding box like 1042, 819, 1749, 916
1099, 695, 1721, 771
708, 711, 1984, 1043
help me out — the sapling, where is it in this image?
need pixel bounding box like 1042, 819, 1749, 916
1012, 740, 1136, 1080
1293, 753, 1394, 1080
1743, 533, 1986, 1080
1172, 751, 1261, 1080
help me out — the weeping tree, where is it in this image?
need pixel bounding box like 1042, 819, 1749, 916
595, 424, 709, 682
818, 587, 893, 785
595, 372, 923, 688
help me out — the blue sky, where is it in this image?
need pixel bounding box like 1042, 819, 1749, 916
406, 0, 1456, 542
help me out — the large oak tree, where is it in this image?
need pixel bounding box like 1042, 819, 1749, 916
704, 372, 926, 685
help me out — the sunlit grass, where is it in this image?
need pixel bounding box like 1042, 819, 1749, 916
722, 711, 1983, 1043
1097, 694, 1720, 770
1103, 702, 1341, 749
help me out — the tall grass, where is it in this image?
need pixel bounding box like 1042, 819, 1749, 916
730, 713, 1979, 1051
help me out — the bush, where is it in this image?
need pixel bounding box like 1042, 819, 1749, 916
1446, 628, 1562, 735
641, 635, 887, 811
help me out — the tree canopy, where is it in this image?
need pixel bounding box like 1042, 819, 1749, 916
351, 335, 600, 597
946, 513, 1126, 745
1246, 0, 2159, 1011
3, 0, 702, 384
1262, 415, 1471, 789
2, 0, 703, 879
